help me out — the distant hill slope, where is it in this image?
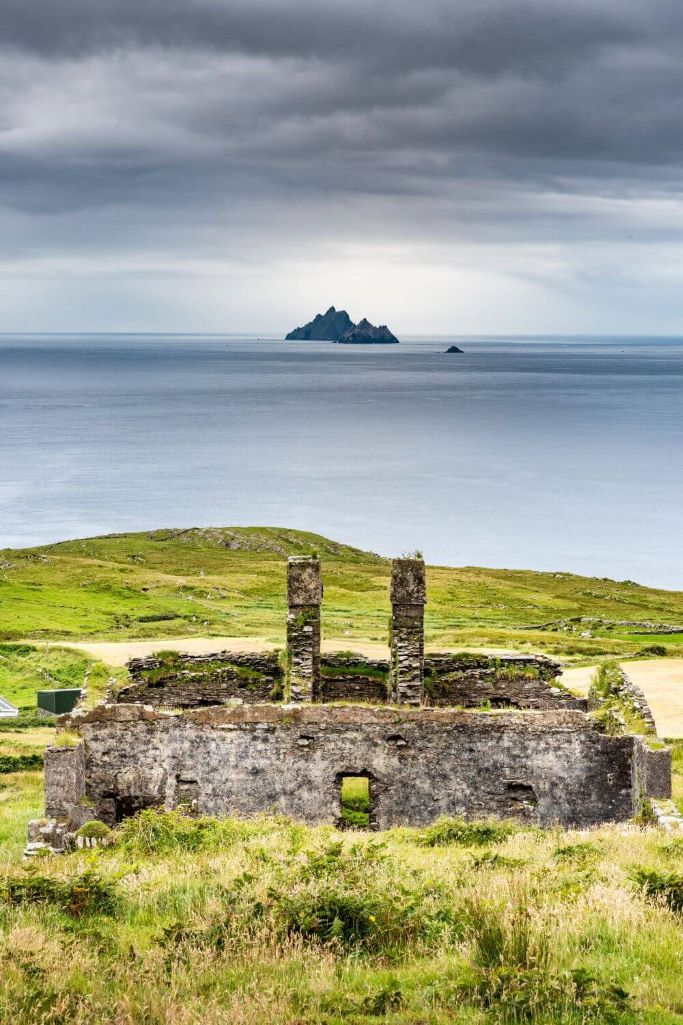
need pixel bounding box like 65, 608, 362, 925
1, 526, 683, 655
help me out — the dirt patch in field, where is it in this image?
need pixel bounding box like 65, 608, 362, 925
27, 637, 520, 667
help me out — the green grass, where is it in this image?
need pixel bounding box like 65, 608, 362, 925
0, 643, 127, 714
2, 526, 683, 657
1, 787, 683, 1022
0, 769, 44, 863
340, 776, 370, 828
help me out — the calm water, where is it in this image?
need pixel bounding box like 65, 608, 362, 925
1, 334, 682, 588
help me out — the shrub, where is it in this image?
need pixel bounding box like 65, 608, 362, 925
553, 841, 601, 865
0, 753, 43, 773
273, 877, 456, 953
264, 838, 459, 953
469, 850, 526, 870
159, 920, 231, 954
300, 839, 387, 881
0, 712, 52, 731
319, 981, 404, 1017
454, 964, 633, 1024
455, 895, 633, 1023
589, 660, 622, 700
275, 886, 386, 948
417, 816, 515, 847
631, 867, 683, 913
2, 870, 119, 917
638, 644, 668, 657
115, 807, 288, 855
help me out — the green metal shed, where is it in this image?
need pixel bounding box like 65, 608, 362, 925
37, 689, 82, 715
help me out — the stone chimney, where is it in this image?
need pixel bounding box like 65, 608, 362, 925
389, 557, 426, 706
286, 556, 322, 701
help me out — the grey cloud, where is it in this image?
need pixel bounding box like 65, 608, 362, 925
0, 0, 646, 70
1, 0, 683, 293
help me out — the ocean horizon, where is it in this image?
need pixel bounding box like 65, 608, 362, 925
1, 332, 682, 589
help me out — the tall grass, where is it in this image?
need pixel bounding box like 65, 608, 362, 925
1, 803, 683, 1023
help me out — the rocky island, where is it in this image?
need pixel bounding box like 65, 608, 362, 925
445, 344, 464, 353
285, 306, 399, 343
285, 306, 354, 341
336, 317, 399, 344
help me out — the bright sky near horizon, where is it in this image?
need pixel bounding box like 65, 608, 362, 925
3, 0, 683, 334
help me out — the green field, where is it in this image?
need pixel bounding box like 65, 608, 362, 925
2, 527, 683, 1022
2, 526, 683, 656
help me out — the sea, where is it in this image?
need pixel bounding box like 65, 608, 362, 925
1, 334, 682, 589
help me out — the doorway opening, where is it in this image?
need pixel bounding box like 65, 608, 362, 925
114, 795, 160, 823
339, 775, 371, 829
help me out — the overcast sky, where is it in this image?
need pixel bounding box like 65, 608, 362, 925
3, 0, 683, 333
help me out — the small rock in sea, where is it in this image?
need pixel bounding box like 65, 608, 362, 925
445, 345, 464, 353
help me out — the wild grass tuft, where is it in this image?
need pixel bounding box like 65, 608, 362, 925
631, 866, 683, 913
417, 816, 517, 847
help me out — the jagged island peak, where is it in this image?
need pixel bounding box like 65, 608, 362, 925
285, 307, 399, 343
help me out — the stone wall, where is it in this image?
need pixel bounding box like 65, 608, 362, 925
287, 557, 322, 702
632, 739, 672, 801
118, 651, 580, 711
47, 703, 664, 829
423, 653, 584, 710
615, 667, 658, 733
390, 558, 426, 705
320, 655, 389, 703
121, 651, 283, 707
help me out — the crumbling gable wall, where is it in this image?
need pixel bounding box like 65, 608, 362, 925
121, 651, 283, 707
46, 703, 668, 830
423, 654, 585, 710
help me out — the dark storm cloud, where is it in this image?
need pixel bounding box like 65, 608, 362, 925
0, 0, 644, 67
2, 0, 683, 258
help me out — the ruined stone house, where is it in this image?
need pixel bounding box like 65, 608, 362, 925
38, 555, 671, 840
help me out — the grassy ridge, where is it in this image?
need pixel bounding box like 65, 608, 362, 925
2, 526, 683, 656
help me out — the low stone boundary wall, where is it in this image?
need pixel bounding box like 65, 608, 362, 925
617, 667, 658, 733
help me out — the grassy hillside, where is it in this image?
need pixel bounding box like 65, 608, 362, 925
0, 643, 121, 713
2, 528, 683, 1022
2, 526, 683, 658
